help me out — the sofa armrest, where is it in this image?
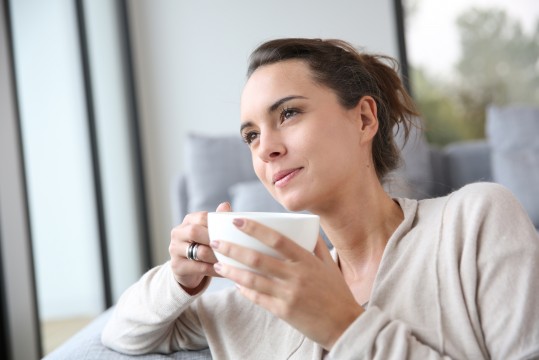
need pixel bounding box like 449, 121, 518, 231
43, 308, 211, 360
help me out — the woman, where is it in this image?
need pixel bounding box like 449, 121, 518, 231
102, 38, 539, 359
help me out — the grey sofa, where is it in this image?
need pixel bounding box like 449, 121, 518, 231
44, 105, 539, 359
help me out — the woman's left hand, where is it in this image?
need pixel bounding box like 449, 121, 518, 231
211, 218, 364, 350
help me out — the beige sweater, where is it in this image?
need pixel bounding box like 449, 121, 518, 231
102, 183, 539, 359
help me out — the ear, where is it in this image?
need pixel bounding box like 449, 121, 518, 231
354, 96, 379, 143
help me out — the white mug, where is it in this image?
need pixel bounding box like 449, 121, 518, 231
207, 212, 320, 270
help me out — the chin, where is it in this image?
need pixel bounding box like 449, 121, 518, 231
281, 203, 304, 213
267, 183, 315, 213
276, 193, 311, 213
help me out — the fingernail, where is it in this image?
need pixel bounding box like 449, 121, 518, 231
233, 218, 244, 227
210, 240, 219, 249
214, 263, 222, 273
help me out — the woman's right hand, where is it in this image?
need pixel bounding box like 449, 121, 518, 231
169, 202, 231, 294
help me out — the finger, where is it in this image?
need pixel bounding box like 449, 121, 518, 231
177, 223, 210, 246
313, 236, 334, 265
170, 224, 213, 260
170, 244, 221, 276
236, 284, 277, 311
172, 257, 222, 279
216, 201, 232, 212
233, 218, 307, 261
214, 262, 277, 295
182, 211, 209, 227
213, 240, 288, 278
235, 285, 292, 322
184, 243, 217, 263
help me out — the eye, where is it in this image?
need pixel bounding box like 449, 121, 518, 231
280, 107, 299, 122
242, 131, 259, 145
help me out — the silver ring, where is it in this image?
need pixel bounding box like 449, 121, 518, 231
186, 242, 200, 261
192, 243, 200, 261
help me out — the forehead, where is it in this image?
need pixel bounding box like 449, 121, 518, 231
246, 59, 314, 86
240, 60, 317, 114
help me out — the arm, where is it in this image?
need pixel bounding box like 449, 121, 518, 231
101, 262, 210, 354
102, 203, 232, 354
328, 307, 454, 359
472, 184, 539, 359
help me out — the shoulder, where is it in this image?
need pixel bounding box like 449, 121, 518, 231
450, 182, 517, 204
444, 182, 538, 243
411, 183, 515, 223
412, 182, 537, 245
446, 182, 530, 220
409, 182, 531, 227
412, 182, 515, 213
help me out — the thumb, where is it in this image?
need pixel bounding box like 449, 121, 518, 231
215, 201, 232, 212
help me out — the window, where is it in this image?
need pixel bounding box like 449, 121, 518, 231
404, 0, 539, 145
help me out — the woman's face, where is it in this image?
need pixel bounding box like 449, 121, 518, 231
240, 60, 371, 212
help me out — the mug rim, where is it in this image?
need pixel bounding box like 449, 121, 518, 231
207, 211, 319, 219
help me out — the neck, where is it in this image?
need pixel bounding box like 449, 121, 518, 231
317, 181, 403, 282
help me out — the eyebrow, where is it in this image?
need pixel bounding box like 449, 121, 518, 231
268, 95, 307, 113
240, 95, 308, 134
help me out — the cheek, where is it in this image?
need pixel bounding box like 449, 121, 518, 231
252, 158, 278, 198
252, 157, 267, 183
311, 128, 360, 172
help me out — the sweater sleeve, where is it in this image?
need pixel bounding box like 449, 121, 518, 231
470, 184, 539, 359
101, 261, 210, 354
328, 306, 453, 359
327, 248, 453, 359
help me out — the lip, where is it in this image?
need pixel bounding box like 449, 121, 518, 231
272, 167, 303, 187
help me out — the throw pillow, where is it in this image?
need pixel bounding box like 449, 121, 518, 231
229, 180, 287, 213
486, 105, 539, 227
184, 134, 257, 212
390, 119, 434, 199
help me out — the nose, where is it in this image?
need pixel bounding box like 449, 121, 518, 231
256, 130, 286, 162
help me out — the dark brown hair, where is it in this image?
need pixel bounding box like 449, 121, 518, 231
247, 38, 419, 180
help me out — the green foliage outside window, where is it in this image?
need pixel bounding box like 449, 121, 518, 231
410, 7, 539, 146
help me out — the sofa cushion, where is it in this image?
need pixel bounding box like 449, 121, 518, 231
390, 121, 434, 199
487, 105, 539, 227
443, 140, 492, 191
44, 308, 212, 359
184, 134, 257, 212
229, 180, 287, 213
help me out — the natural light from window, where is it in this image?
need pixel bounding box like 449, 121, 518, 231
404, 0, 539, 145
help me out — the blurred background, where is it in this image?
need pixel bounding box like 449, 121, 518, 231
0, 0, 537, 359
405, 0, 539, 144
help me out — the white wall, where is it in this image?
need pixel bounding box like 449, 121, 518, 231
128, 0, 399, 264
